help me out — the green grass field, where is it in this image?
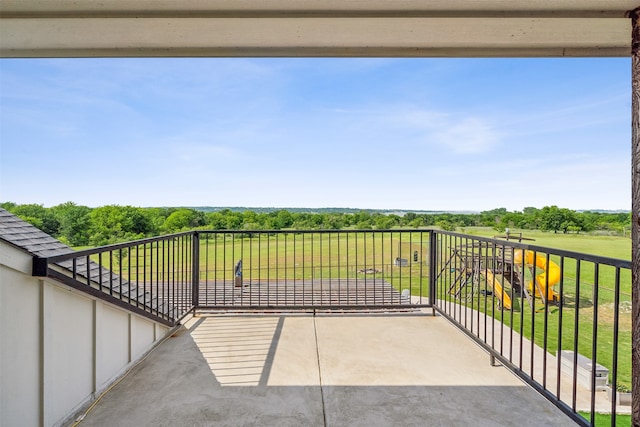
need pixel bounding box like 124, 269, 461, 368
462, 227, 630, 261
579, 411, 631, 427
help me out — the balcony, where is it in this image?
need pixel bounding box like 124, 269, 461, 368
3, 227, 632, 426
75, 313, 579, 427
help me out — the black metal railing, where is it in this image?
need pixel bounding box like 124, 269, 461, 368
31, 229, 434, 321
31, 228, 630, 426
33, 232, 196, 326
195, 230, 433, 310
432, 231, 631, 427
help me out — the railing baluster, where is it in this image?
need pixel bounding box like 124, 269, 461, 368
542, 252, 550, 390
150, 242, 154, 315
274, 234, 280, 305
556, 256, 565, 400
572, 259, 581, 412
127, 247, 131, 305
86, 255, 91, 288
172, 238, 176, 316
98, 252, 103, 292
109, 250, 113, 296
192, 232, 199, 312
610, 267, 621, 423
223, 233, 227, 306
589, 262, 600, 423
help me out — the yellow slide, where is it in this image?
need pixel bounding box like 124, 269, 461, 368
482, 270, 512, 310
513, 250, 561, 303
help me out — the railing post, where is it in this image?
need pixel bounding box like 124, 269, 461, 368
631, 8, 640, 426
428, 230, 437, 313
192, 231, 200, 313
32, 255, 48, 277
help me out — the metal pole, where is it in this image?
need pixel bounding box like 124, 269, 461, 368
192, 231, 200, 313
631, 8, 640, 426
429, 230, 437, 314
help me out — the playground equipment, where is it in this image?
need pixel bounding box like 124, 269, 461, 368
481, 269, 513, 310
493, 229, 536, 243
441, 239, 561, 310
513, 249, 561, 304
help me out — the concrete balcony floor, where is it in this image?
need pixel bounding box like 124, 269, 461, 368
76, 312, 578, 426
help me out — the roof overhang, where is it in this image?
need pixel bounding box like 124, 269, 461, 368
0, 0, 638, 58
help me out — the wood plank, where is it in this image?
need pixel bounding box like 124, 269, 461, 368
197, 279, 413, 308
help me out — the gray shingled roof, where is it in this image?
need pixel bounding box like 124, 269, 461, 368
0, 208, 178, 321
0, 208, 73, 257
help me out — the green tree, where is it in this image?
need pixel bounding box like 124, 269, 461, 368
308, 213, 326, 228
495, 211, 525, 232
403, 212, 417, 224
409, 218, 424, 228
352, 211, 373, 229
436, 220, 455, 231
537, 206, 581, 234
355, 221, 372, 230
206, 212, 227, 230
374, 214, 399, 230
89, 205, 153, 245
479, 207, 508, 227
321, 214, 344, 230
225, 211, 244, 229
9, 203, 60, 236
274, 210, 294, 229
375, 217, 393, 230
51, 201, 91, 246
144, 207, 174, 234
520, 207, 541, 229
538, 206, 564, 233
419, 214, 435, 226
242, 210, 258, 226
162, 208, 205, 233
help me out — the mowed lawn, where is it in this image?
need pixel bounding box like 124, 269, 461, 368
461, 227, 630, 261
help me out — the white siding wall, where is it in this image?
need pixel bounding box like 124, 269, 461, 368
0, 259, 41, 427
0, 242, 171, 427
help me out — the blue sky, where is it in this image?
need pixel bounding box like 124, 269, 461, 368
0, 58, 631, 211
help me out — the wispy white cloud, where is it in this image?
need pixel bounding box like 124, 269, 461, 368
501, 96, 629, 139
384, 107, 502, 154
433, 117, 502, 154
318, 105, 502, 155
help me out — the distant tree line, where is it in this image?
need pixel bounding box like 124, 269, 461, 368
0, 202, 631, 247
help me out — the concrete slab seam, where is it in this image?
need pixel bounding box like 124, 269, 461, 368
313, 314, 328, 427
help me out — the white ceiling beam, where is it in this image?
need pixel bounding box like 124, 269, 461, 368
0, 1, 636, 58
1, 0, 638, 17
0, 17, 631, 58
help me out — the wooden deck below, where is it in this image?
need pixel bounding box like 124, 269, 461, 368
197, 279, 413, 308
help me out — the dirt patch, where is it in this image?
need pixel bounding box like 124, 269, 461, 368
581, 303, 632, 331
